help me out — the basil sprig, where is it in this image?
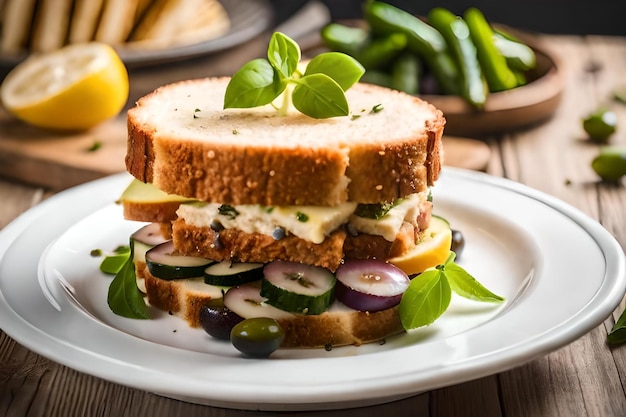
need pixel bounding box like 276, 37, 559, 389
399, 252, 504, 330
608, 310, 626, 344
224, 32, 365, 119
99, 245, 150, 320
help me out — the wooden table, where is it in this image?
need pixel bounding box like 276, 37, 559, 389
1, 24, 626, 417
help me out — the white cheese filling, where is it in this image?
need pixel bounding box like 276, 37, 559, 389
176, 192, 429, 244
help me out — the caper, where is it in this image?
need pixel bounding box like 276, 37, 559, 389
450, 229, 465, 257
583, 109, 617, 142
230, 317, 285, 358
591, 146, 626, 183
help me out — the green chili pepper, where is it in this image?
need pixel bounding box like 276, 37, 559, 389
391, 52, 421, 94
492, 30, 536, 72
428, 7, 486, 109
464, 7, 518, 92
363, 1, 460, 95
357, 32, 408, 70
320, 23, 369, 56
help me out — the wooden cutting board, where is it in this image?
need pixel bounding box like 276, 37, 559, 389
0, 109, 491, 190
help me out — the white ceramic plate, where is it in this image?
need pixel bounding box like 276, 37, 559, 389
0, 168, 624, 411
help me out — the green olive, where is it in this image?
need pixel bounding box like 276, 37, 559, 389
591, 146, 626, 182
230, 317, 285, 358
583, 110, 617, 142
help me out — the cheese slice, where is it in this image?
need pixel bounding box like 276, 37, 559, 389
177, 202, 358, 244
171, 187, 428, 244
349, 194, 423, 241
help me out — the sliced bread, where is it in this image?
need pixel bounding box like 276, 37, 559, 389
126, 77, 445, 206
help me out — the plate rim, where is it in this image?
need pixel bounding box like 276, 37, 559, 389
0, 168, 624, 411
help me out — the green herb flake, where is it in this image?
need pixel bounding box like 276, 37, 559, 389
354, 201, 396, 219
296, 211, 309, 222
371, 103, 384, 113
399, 252, 504, 331
86, 141, 102, 152
351, 114, 361, 120
218, 204, 240, 219
224, 32, 365, 119
232, 129, 239, 135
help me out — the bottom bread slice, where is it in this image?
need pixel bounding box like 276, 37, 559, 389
140, 265, 405, 348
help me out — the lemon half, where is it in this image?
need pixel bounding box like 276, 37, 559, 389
0, 42, 129, 131
388, 215, 452, 275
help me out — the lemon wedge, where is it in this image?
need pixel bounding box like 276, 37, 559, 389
388, 216, 452, 276
0, 42, 129, 131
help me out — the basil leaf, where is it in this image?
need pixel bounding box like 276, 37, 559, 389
99, 245, 130, 275
224, 58, 285, 109
608, 308, 626, 344
399, 269, 451, 330
107, 254, 150, 319
267, 32, 301, 78
445, 262, 505, 303
292, 73, 349, 119
304, 52, 365, 91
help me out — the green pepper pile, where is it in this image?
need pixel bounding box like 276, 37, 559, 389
320, 1, 537, 109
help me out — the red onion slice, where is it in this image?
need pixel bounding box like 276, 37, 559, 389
335, 259, 410, 312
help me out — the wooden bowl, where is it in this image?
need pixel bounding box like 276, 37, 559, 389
304, 23, 564, 138
422, 32, 564, 137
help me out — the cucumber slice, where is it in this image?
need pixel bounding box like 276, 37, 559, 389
261, 260, 336, 315
130, 223, 169, 263
145, 240, 215, 280
204, 261, 264, 286
223, 282, 295, 321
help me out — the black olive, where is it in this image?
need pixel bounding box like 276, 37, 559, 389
199, 299, 244, 340
450, 229, 465, 257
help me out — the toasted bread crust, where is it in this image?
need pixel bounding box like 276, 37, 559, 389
126, 77, 445, 206
171, 217, 424, 271
172, 218, 348, 271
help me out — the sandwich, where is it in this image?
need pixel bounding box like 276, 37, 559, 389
116, 35, 452, 349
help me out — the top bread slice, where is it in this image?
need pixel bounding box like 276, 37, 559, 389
126, 77, 445, 207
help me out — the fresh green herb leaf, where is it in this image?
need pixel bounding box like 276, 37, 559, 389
445, 262, 505, 303
218, 204, 240, 219
224, 58, 285, 109
106, 252, 149, 319
267, 32, 301, 78
224, 32, 364, 119
296, 211, 309, 222
398, 251, 504, 331
304, 52, 365, 91
399, 268, 451, 329
292, 73, 349, 119
608, 309, 626, 344
99, 246, 131, 275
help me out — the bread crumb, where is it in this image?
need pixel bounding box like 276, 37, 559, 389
207, 150, 215, 158
375, 185, 383, 190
